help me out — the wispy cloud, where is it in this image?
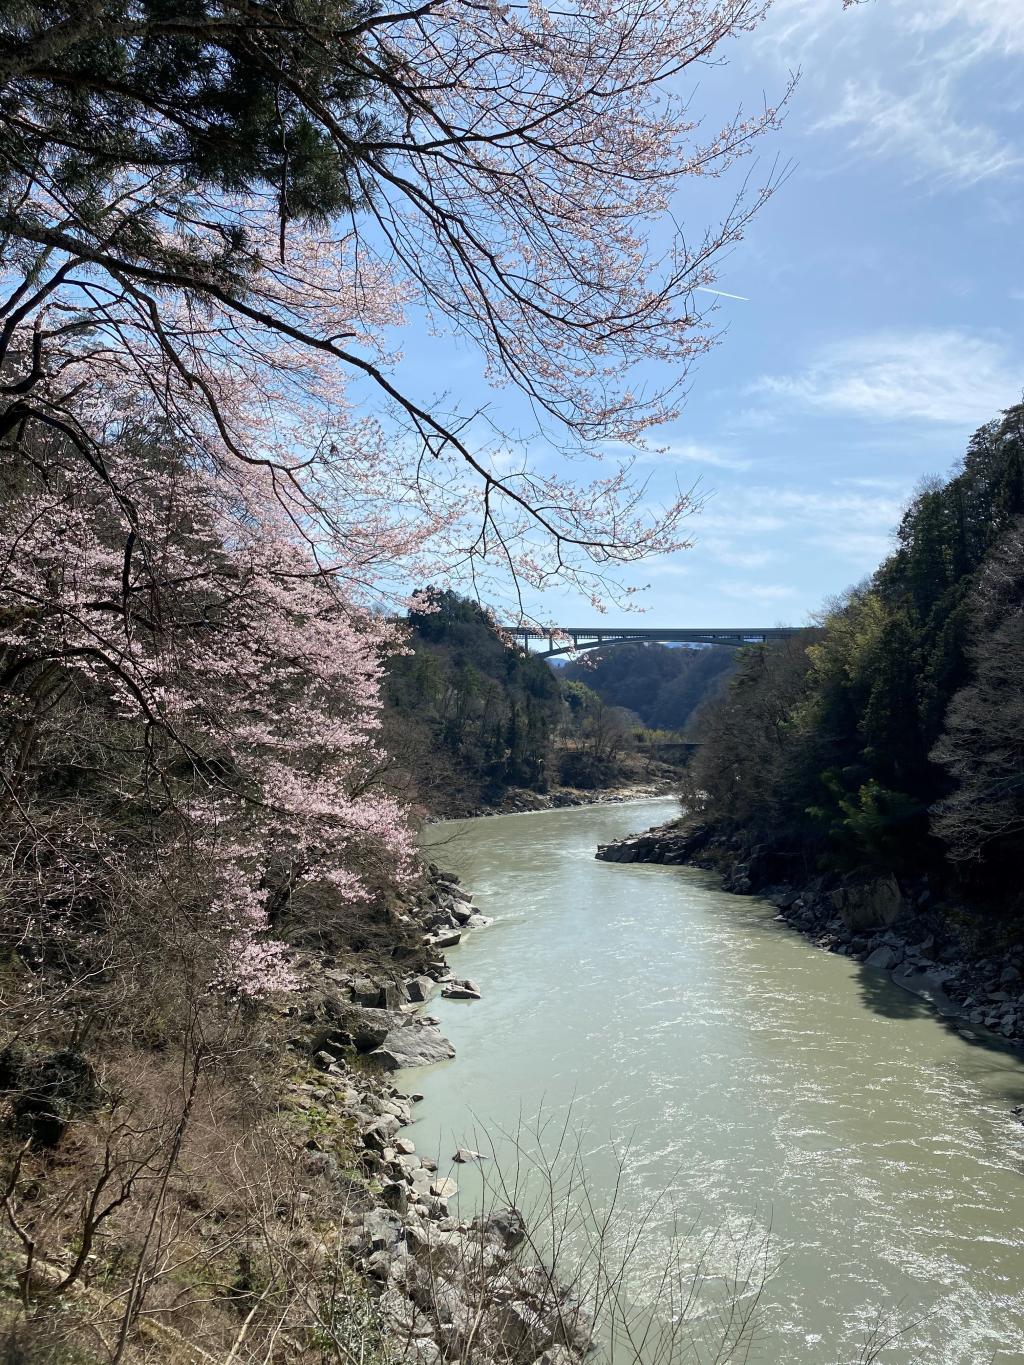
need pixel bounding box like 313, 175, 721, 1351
755, 329, 1022, 425
720, 580, 800, 603
624, 439, 752, 472
702, 539, 775, 570
699, 485, 905, 566
901, 0, 1024, 61
765, 0, 1024, 63
816, 79, 1022, 188
836, 475, 913, 492
641, 558, 692, 579
759, 0, 1023, 187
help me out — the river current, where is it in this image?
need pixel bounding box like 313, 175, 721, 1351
406, 798, 1024, 1364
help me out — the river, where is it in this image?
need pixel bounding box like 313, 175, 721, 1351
406, 797, 1024, 1364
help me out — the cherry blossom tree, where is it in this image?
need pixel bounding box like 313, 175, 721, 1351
1, 0, 786, 597
1, 0, 786, 992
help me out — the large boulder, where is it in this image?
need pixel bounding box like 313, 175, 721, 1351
362, 1207, 406, 1253
476, 1207, 527, 1250
351, 976, 383, 1007
429, 929, 463, 950
891, 965, 960, 1017
406, 975, 438, 1004
443, 979, 481, 1001
830, 876, 903, 932
369, 1023, 456, 1071
342, 1007, 401, 1052
494, 1300, 555, 1358
438, 880, 473, 904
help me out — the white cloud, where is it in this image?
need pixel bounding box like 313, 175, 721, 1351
765, 0, 1024, 62
836, 475, 912, 492
901, 0, 1024, 60
702, 539, 774, 570
758, 1, 1023, 187
756, 329, 1022, 425
817, 527, 895, 561
618, 439, 752, 472
720, 580, 800, 602
698, 484, 905, 568
816, 79, 1022, 188
641, 558, 692, 578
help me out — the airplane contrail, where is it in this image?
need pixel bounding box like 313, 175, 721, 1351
695, 286, 749, 302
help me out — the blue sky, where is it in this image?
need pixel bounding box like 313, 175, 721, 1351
391, 0, 1024, 627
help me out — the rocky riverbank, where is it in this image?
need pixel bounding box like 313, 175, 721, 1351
282, 864, 593, 1365
597, 821, 1024, 1048
444, 781, 677, 820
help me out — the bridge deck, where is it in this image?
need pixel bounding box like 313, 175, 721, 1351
503, 625, 801, 657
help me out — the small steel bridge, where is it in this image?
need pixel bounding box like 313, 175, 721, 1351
503, 625, 800, 657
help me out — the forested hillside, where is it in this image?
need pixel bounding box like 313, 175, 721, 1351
561, 642, 734, 732
688, 404, 1024, 923
384, 591, 564, 809
384, 592, 677, 811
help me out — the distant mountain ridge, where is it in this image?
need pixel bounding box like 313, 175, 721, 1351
559, 641, 735, 733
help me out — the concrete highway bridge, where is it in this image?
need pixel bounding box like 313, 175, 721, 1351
503, 624, 802, 657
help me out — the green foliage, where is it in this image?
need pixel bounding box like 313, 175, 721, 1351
561, 641, 733, 732
386, 590, 563, 800
807, 774, 923, 867
1, 0, 373, 263
556, 679, 634, 788
691, 404, 1024, 891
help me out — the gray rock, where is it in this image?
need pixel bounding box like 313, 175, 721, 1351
365, 1248, 394, 1280
429, 929, 463, 950
437, 879, 471, 902
864, 945, 899, 971
494, 1301, 554, 1357
409, 1340, 442, 1365
380, 982, 407, 1012
532, 1348, 578, 1365
442, 980, 481, 1001
343, 1006, 399, 1052
409, 1167, 433, 1199
831, 876, 903, 932
430, 1176, 458, 1199
891, 966, 959, 1017
452, 1148, 485, 1164
380, 1181, 409, 1215
363, 1208, 405, 1252
378, 1288, 435, 1338
351, 977, 383, 1007
476, 1207, 526, 1249
368, 1024, 456, 1071
361, 1115, 401, 1151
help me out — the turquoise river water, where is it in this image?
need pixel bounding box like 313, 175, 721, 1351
401, 798, 1024, 1364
